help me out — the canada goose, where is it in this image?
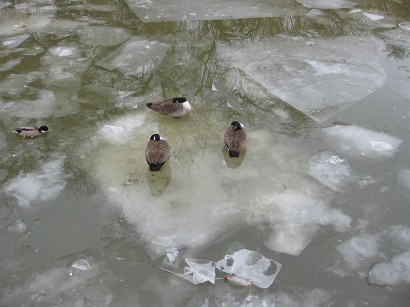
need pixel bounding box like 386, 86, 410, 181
146, 97, 191, 117
145, 134, 171, 171
224, 121, 246, 158
15, 126, 49, 138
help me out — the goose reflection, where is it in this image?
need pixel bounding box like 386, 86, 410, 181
146, 164, 172, 197
222, 146, 246, 168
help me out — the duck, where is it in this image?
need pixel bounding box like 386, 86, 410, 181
15, 126, 49, 138
146, 97, 191, 117
224, 121, 246, 158
145, 134, 171, 171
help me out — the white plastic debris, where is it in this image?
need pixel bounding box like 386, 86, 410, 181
72, 259, 91, 271
166, 247, 179, 264
184, 258, 216, 284
216, 249, 282, 288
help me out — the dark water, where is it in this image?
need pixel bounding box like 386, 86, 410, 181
1, 0, 410, 306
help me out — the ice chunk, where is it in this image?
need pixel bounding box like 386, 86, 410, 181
72, 259, 91, 271
7, 219, 28, 234
362, 12, 384, 21
0, 15, 52, 36
0, 257, 114, 306
337, 234, 380, 270
0, 59, 21, 71
3, 157, 66, 212
97, 113, 153, 145
96, 37, 171, 76
126, 0, 307, 22
100, 125, 125, 144
50, 46, 75, 57
368, 251, 410, 286
217, 36, 385, 123
255, 190, 351, 255
216, 249, 281, 288
296, 0, 355, 9
0, 88, 56, 118
1, 34, 30, 48
0, 2, 12, 9
184, 258, 216, 284
77, 26, 132, 46
399, 22, 410, 31
308, 151, 355, 191
323, 125, 402, 159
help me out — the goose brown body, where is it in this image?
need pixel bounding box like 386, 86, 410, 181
15, 126, 49, 138
224, 121, 246, 158
145, 134, 171, 171
146, 97, 191, 117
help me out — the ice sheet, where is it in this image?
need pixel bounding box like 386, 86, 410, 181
296, 0, 355, 9
96, 37, 171, 76
323, 124, 402, 160
79, 124, 351, 257
3, 157, 66, 212
0, 15, 52, 36
125, 0, 307, 22
217, 36, 386, 123
308, 150, 355, 191
77, 26, 132, 47
0, 256, 114, 306
368, 251, 410, 286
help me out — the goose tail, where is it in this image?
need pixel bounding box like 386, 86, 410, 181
149, 163, 163, 172
228, 150, 240, 158
146, 102, 153, 108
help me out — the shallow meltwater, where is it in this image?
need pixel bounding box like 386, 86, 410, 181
1, 0, 410, 306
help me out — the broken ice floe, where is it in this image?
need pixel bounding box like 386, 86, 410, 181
125, 0, 307, 22
1, 34, 30, 48
0, 256, 114, 306
72, 259, 91, 271
3, 157, 66, 212
296, 0, 355, 10
331, 225, 410, 287
308, 151, 355, 192
323, 124, 401, 160
160, 249, 281, 288
362, 12, 384, 21
96, 37, 171, 76
217, 36, 385, 123
77, 26, 132, 47
216, 249, 282, 288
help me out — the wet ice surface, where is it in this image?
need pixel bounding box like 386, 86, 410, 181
4, 156, 66, 212
217, 36, 386, 123
96, 37, 171, 76
1, 0, 410, 305
126, 0, 307, 22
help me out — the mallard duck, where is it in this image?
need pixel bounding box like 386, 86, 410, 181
15, 126, 49, 138
146, 97, 191, 117
145, 134, 171, 171
224, 121, 246, 158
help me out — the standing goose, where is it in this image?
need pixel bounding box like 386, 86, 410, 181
224, 121, 246, 158
146, 97, 191, 117
15, 126, 49, 138
145, 134, 171, 172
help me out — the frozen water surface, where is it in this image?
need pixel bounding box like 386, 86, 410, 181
97, 37, 171, 76
3, 157, 66, 212
323, 124, 401, 160
126, 0, 307, 22
1, 0, 410, 305
296, 0, 355, 9
217, 36, 386, 123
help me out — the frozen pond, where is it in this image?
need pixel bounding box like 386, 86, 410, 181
1, 0, 410, 306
